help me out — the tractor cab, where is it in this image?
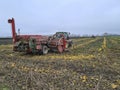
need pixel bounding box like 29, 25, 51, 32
55, 32, 70, 40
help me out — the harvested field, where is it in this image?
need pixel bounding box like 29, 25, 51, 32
0, 36, 120, 90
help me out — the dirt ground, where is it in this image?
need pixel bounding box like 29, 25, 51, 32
0, 36, 120, 90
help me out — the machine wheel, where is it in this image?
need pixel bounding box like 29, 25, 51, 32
57, 45, 63, 53
41, 45, 48, 55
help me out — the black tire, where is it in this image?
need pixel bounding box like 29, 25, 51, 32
68, 41, 73, 48
42, 45, 48, 55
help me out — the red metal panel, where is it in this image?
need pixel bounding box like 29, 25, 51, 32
8, 18, 16, 44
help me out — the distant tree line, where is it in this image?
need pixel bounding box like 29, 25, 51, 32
69, 33, 120, 39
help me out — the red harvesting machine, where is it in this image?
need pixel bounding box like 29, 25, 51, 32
8, 18, 72, 54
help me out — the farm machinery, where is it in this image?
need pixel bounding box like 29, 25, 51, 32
8, 18, 72, 54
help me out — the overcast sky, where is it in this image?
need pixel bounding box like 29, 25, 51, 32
0, 0, 120, 37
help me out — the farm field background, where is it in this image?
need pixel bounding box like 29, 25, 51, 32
0, 36, 120, 90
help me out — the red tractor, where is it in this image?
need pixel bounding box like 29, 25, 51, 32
8, 18, 72, 54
